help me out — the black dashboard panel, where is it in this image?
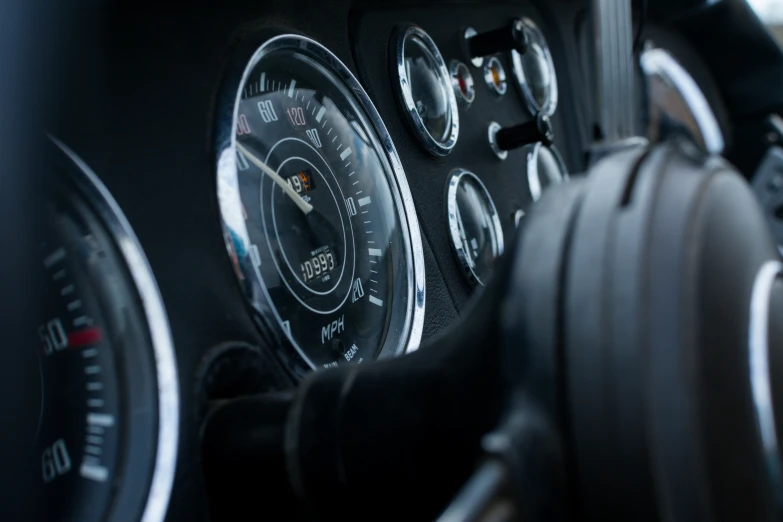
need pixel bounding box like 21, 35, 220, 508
350, 2, 577, 311
49, 2, 581, 520
13, 0, 783, 520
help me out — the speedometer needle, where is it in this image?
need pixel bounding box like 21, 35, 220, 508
236, 141, 313, 215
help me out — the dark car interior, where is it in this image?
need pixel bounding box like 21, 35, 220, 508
2, 0, 783, 521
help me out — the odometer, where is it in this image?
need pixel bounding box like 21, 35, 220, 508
216, 35, 425, 371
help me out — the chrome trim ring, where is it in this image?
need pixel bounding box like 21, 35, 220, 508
510, 17, 558, 116
214, 34, 426, 370
446, 169, 504, 287
640, 46, 725, 155
483, 56, 508, 97
488, 121, 508, 161
450, 59, 476, 107
50, 137, 180, 522
394, 25, 460, 157
526, 142, 569, 202
464, 27, 484, 68
749, 259, 783, 507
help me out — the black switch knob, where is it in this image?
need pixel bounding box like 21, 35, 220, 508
495, 113, 554, 151
467, 19, 529, 58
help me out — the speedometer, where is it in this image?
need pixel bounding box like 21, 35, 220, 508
32, 139, 178, 522
215, 35, 425, 372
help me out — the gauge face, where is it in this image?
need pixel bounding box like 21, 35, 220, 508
524, 143, 568, 202
510, 18, 558, 116
520, 44, 552, 107
446, 169, 504, 287
405, 33, 451, 140
217, 35, 425, 371
394, 25, 459, 157
38, 211, 123, 522
31, 140, 178, 522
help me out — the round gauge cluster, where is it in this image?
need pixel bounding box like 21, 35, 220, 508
385, 20, 567, 286
215, 21, 569, 366
216, 35, 425, 372
30, 140, 178, 522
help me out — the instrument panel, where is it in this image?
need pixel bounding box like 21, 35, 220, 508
41, 1, 584, 520
24, 0, 776, 520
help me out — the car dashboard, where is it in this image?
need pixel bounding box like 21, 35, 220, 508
6, 1, 783, 521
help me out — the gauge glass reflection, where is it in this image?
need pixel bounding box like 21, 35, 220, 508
510, 18, 558, 116
446, 169, 504, 287
393, 25, 459, 157
524, 142, 568, 202
217, 35, 425, 371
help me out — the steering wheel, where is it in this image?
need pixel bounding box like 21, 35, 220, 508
201, 137, 783, 522
3, 2, 783, 522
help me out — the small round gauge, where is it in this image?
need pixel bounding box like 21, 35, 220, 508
524, 142, 569, 202
30, 139, 178, 522
483, 56, 508, 97
450, 60, 475, 107
215, 35, 425, 372
446, 169, 504, 287
640, 46, 725, 155
393, 25, 459, 157
510, 18, 558, 116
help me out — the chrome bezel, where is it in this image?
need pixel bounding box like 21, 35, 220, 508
394, 25, 460, 157
510, 17, 559, 116
525, 142, 569, 202
483, 56, 508, 97
640, 46, 725, 155
214, 34, 426, 372
445, 169, 504, 287
749, 260, 783, 509
450, 59, 476, 107
50, 137, 180, 522
487, 121, 508, 161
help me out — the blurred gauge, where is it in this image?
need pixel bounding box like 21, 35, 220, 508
640, 46, 724, 154
524, 142, 568, 202
393, 25, 459, 156
215, 34, 425, 372
510, 18, 558, 116
446, 169, 504, 287
32, 139, 178, 522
